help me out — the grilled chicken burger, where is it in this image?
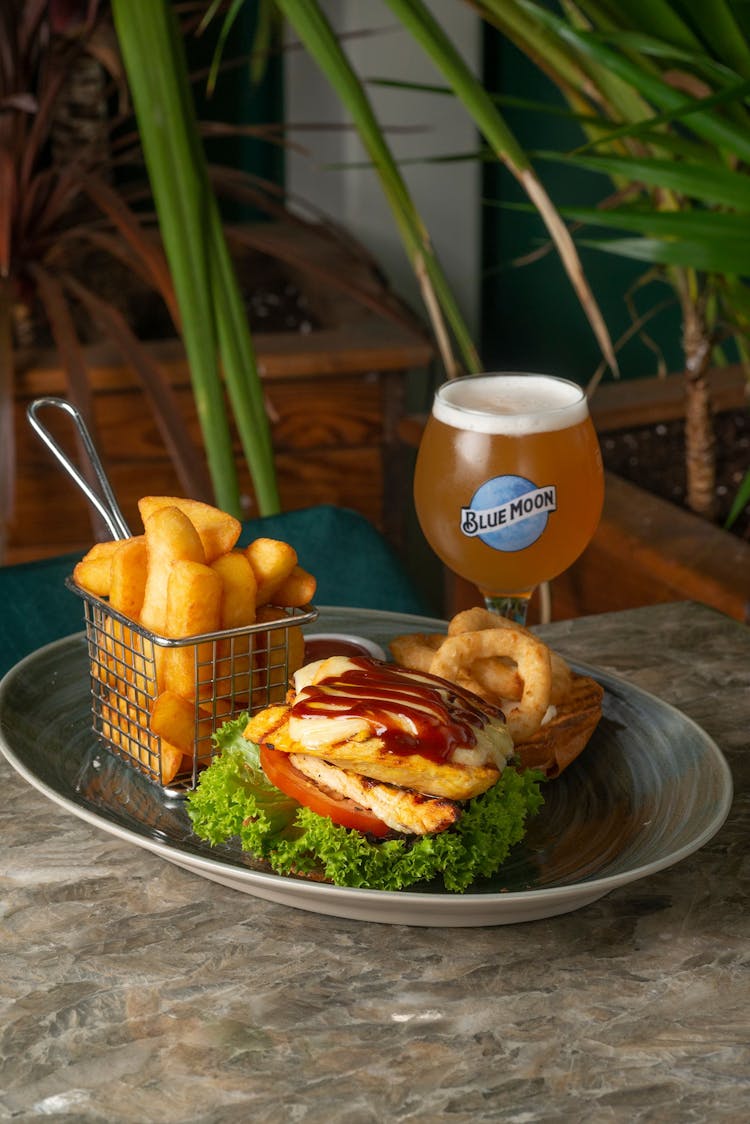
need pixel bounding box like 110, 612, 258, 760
187, 656, 544, 892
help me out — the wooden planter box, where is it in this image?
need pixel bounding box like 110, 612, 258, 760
549, 366, 750, 624
8, 226, 432, 565
400, 366, 750, 625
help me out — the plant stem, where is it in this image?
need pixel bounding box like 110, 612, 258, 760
681, 291, 717, 519
112, 0, 280, 517
276, 0, 479, 378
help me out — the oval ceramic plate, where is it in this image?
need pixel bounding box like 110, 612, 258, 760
0, 607, 733, 927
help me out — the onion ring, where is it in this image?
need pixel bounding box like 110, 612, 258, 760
430, 628, 552, 742
448, 606, 572, 705
390, 632, 443, 673
469, 656, 523, 702
447, 607, 505, 636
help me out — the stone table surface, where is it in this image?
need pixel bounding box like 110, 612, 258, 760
1, 601, 748, 1123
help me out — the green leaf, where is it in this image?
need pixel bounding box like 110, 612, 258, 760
573, 76, 750, 157
541, 204, 750, 242
519, 3, 750, 160
275, 0, 479, 376
676, 0, 750, 80
536, 150, 750, 211
725, 468, 750, 529
571, 0, 703, 51
188, 732, 546, 893
382, 0, 618, 373
111, 0, 280, 516
577, 234, 750, 274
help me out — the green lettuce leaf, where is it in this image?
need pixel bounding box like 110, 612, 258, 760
185, 714, 301, 859
186, 715, 544, 893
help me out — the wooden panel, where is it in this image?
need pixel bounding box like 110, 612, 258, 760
588, 365, 747, 431
552, 472, 750, 623
267, 376, 382, 450
8, 212, 433, 566
8, 363, 397, 565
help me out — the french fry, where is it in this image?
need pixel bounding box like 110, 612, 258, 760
76, 494, 318, 789
138, 496, 241, 562
211, 551, 258, 696
150, 690, 196, 754
273, 564, 317, 608
86, 540, 124, 562
109, 536, 148, 618
157, 736, 187, 786
251, 605, 305, 708
211, 551, 257, 628
150, 690, 218, 768
95, 615, 147, 691
73, 538, 123, 597
105, 537, 152, 692
101, 686, 183, 785
139, 506, 205, 637
163, 559, 223, 701
199, 696, 233, 721
245, 538, 298, 606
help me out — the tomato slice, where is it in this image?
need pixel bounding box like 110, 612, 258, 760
259, 744, 391, 838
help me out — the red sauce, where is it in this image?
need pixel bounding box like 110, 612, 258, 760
304, 637, 374, 662
291, 657, 502, 763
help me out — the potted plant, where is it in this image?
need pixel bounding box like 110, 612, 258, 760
2, 0, 277, 561
273, 0, 748, 619
467, 0, 750, 618
474, 0, 750, 524
4, 1, 432, 563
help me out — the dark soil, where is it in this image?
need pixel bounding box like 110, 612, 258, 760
18, 245, 320, 353
600, 407, 750, 543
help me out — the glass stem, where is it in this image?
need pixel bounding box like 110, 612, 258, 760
482, 592, 532, 626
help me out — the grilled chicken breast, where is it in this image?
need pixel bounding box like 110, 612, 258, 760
289, 753, 461, 835
244, 656, 514, 821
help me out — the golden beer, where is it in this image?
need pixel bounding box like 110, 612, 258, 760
414, 373, 604, 601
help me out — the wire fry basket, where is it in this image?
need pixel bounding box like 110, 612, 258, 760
68, 579, 317, 792
27, 394, 319, 794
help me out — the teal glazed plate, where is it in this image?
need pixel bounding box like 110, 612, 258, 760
0, 607, 733, 927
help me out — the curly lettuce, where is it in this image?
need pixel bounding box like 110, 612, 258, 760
186, 714, 544, 893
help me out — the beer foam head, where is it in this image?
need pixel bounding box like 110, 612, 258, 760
433, 373, 589, 435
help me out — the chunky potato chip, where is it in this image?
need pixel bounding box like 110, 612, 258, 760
210, 552, 258, 697
163, 559, 223, 701
211, 551, 257, 629
138, 496, 241, 562
245, 538, 298, 605
73, 539, 122, 597
75, 495, 317, 788
109, 537, 148, 619
102, 687, 184, 785
273, 564, 317, 608
149, 689, 214, 761
140, 506, 205, 636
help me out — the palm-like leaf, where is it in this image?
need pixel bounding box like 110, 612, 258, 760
273, 0, 480, 378
0, 0, 226, 555
479, 0, 750, 329
476, 0, 750, 521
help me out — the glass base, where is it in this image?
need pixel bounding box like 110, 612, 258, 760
482, 592, 532, 626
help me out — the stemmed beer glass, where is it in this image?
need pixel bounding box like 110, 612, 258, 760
413, 372, 605, 625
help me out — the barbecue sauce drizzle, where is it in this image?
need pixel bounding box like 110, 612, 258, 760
291, 658, 504, 763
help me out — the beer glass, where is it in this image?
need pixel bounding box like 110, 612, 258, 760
413, 372, 604, 625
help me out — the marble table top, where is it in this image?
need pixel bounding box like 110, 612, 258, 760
1, 601, 748, 1122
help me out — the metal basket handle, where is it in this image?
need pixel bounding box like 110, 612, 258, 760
27, 396, 132, 541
